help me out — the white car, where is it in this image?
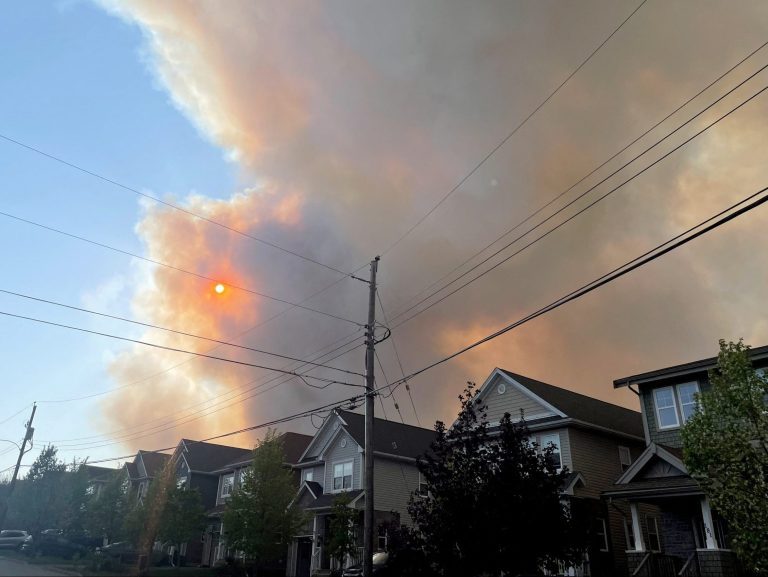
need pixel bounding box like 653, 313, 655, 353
0, 530, 31, 549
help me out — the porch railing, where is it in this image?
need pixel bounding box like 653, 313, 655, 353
632, 553, 682, 577
678, 552, 700, 577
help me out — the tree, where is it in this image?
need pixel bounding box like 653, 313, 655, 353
682, 339, 768, 574
85, 471, 131, 544
326, 494, 359, 569
157, 486, 207, 565
222, 430, 305, 573
396, 383, 586, 577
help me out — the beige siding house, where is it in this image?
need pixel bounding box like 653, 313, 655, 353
288, 409, 435, 577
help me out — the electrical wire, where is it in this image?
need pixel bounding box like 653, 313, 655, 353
380, 184, 768, 394
0, 309, 357, 386
392, 70, 768, 328
380, 0, 647, 257
388, 38, 768, 319
0, 404, 33, 426
0, 133, 351, 277
0, 209, 360, 326
0, 287, 363, 377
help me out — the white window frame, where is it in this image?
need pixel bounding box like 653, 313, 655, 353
618, 446, 632, 472
624, 517, 636, 551
596, 518, 609, 552
539, 432, 562, 471
646, 516, 661, 552
416, 472, 429, 498
332, 460, 353, 492
220, 473, 235, 498
304, 469, 314, 483
653, 386, 680, 430
676, 381, 700, 424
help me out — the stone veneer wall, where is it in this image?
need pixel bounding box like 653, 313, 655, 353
697, 550, 737, 577
661, 508, 697, 558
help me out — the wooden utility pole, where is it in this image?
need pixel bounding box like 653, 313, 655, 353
0, 403, 36, 530
363, 256, 379, 577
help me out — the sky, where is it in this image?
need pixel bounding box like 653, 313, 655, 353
2, 0, 768, 474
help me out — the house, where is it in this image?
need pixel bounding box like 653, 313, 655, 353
202, 432, 312, 567
472, 368, 646, 577
123, 450, 171, 503
604, 346, 768, 576
169, 439, 252, 565
84, 464, 117, 498
287, 409, 436, 577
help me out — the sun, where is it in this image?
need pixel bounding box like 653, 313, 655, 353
214, 283, 226, 294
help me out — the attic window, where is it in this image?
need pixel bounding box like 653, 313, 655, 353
497, 383, 507, 395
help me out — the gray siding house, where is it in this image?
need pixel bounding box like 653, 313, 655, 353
287, 409, 435, 577
605, 346, 768, 576
474, 368, 646, 577
123, 450, 171, 504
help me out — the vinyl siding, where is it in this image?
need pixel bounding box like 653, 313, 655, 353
482, 375, 555, 423
642, 379, 709, 449
529, 427, 572, 471
305, 413, 342, 459
373, 459, 420, 525
568, 427, 644, 499
323, 430, 361, 492
302, 465, 324, 489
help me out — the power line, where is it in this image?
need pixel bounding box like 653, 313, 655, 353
381, 184, 768, 394
0, 134, 350, 277
0, 209, 360, 326
388, 38, 768, 319
0, 287, 363, 377
374, 349, 405, 424
381, 0, 647, 256
0, 309, 358, 387
0, 404, 33, 427
61, 392, 368, 466
392, 68, 768, 328
376, 292, 421, 426
42, 331, 365, 446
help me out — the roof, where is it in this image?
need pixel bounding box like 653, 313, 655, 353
138, 451, 171, 477
603, 476, 701, 498
124, 461, 138, 480
180, 439, 251, 473
613, 344, 768, 388
499, 370, 643, 439
336, 410, 436, 460
84, 465, 115, 482
212, 432, 313, 473
305, 489, 364, 510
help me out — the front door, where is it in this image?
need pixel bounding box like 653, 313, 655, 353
296, 538, 312, 577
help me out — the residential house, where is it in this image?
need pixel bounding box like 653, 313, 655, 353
604, 346, 768, 576
473, 368, 646, 577
287, 409, 436, 577
202, 432, 312, 567
123, 450, 171, 503
84, 464, 117, 498
170, 439, 252, 565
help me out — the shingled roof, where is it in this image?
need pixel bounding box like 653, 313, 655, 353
138, 451, 171, 477
500, 370, 643, 439
180, 440, 251, 473
213, 432, 313, 472
336, 410, 436, 460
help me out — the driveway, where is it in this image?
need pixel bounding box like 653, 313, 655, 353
0, 555, 79, 576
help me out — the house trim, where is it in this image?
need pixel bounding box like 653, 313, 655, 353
615, 443, 688, 485
475, 369, 565, 419
561, 472, 586, 496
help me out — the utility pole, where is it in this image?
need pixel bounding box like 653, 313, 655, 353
0, 403, 36, 530
363, 256, 379, 577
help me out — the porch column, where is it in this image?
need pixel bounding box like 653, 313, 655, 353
630, 502, 646, 552
700, 496, 719, 549
311, 515, 318, 573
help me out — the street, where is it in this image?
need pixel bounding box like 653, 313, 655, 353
0, 556, 77, 577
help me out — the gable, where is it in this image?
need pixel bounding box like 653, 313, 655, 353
299, 412, 345, 462
637, 456, 686, 480
615, 443, 689, 485
477, 370, 560, 424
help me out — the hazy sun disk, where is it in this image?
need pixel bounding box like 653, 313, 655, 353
215, 283, 226, 294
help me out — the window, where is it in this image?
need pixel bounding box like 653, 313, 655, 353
377, 526, 388, 551
304, 469, 313, 483
595, 518, 609, 552
176, 475, 188, 489
333, 461, 353, 491
677, 382, 700, 423
539, 433, 562, 470
624, 518, 636, 551
646, 516, 661, 552
221, 473, 235, 498
654, 387, 680, 429
618, 446, 632, 472
417, 472, 429, 497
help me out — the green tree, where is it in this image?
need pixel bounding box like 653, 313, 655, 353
157, 486, 207, 565
682, 340, 768, 574
397, 383, 586, 577
326, 494, 359, 569
222, 430, 305, 573
85, 471, 131, 543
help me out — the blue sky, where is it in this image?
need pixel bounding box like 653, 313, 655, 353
0, 0, 235, 471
